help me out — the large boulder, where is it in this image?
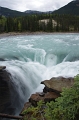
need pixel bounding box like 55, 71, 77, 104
0, 66, 12, 113
41, 77, 74, 93
0, 66, 6, 70
0, 66, 20, 114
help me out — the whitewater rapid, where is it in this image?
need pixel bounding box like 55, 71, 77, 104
0, 33, 79, 114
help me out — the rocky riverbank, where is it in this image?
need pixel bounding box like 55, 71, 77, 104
0, 32, 53, 38
0, 67, 75, 118
0, 32, 79, 39
0, 66, 22, 115
20, 76, 74, 116
0, 66, 12, 114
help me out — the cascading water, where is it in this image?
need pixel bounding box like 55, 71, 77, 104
0, 33, 79, 116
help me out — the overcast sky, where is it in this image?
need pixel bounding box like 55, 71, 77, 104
0, 0, 72, 12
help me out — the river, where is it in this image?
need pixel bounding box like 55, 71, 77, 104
0, 33, 79, 115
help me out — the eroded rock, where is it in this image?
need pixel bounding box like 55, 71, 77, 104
20, 76, 74, 117
0, 66, 20, 114
0, 66, 11, 113
29, 92, 60, 106
41, 76, 74, 93
0, 66, 6, 71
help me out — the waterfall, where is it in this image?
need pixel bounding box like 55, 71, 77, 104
0, 33, 79, 115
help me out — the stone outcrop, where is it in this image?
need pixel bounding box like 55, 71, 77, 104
20, 91, 60, 116
20, 76, 74, 116
29, 92, 60, 107
0, 66, 12, 113
41, 76, 74, 93
0, 66, 19, 115
0, 66, 6, 70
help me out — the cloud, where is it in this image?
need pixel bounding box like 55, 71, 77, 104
0, 0, 72, 12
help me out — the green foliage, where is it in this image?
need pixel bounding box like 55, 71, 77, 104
0, 16, 6, 32
22, 100, 45, 120
45, 75, 79, 120
22, 75, 79, 120
0, 13, 79, 33
23, 75, 79, 120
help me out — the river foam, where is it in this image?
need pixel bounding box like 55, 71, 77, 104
0, 33, 79, 115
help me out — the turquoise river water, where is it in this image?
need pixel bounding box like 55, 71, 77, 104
0, 33, 79, 115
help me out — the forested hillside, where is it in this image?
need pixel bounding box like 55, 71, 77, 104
1, 0, 79, 17
0, 7, 26, 17
0, 14, 79, 33
0, 0, 79, 33
0, 6, 51, 17
53, 0, 79, 15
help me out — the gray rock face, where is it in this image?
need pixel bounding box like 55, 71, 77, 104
41, 77, 74, 93
0, 66, 11, 113
0, 66, 20, 115
0, 66, 6, 70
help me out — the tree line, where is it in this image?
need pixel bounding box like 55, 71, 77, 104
0, 14, 79, 33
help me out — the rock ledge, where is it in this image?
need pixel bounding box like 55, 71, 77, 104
20, 76, 74, 116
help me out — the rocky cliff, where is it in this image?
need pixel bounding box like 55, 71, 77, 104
20, 76, 74, 116
0, 67, 75, 117
0, 66, 12, 113
0, 66, 21, 115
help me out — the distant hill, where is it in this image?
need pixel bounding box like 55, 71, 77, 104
0, 6, 26, 17
24, 10, 52, 14
0, 6, 52, 17
52, 0, 79, 15
0, 0, 79, 17
24, 10, 43, 14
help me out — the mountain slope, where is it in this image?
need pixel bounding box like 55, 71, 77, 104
24, 10, 43, 14
0, 6, 26, 17
52, 0, 79, 15
24, 10, 52, 14
0, 6, 52, 17
1, 0, 79, 17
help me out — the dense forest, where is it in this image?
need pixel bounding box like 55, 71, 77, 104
0, 13, 79, 33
